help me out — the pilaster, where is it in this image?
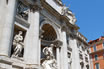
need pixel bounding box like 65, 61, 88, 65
24, 5, 40, 66
71, 38, 80, 69
60, 28, 68, 69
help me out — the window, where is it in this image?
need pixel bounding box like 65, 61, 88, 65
93, 45, 96, 51
95, 54, 98, 61
103, 53, 104, 59
103, 42, 104, 48
95, 63, 100, 69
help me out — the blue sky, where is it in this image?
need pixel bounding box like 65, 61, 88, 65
62, 0, 104, 42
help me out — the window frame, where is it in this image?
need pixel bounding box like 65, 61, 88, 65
95, 63, 100, 69
93, 44, 97, 52
103, 53, 104, 59
95, 54, 98, 61
102, 42, 104, 48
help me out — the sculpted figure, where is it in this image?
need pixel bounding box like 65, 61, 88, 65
42, 44, 57, 69
12, 31, 24, 57
17, 1, 29, 20
61, 5, 69, 15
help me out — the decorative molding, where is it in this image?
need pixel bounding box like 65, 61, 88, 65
41, 39, 63, 48
53, 0, 63, 6
15, 15, 30, 29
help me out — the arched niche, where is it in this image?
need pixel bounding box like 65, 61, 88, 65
40, 20, 60, 63
40, 24, 58, 59
41, 24, 57, 41
40, 19, 60, 40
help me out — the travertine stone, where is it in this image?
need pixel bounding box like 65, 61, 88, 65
0, 0, 17, 57
0, 0, 90, 69
56, 48, 60, 69
60, 31, 68, 69
71, 39, 80, 69
24, 10, 40, 64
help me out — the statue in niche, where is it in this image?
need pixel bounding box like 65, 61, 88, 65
12, 31, 24, 58
42, 44, 57, 69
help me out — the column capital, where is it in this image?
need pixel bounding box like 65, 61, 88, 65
30, 4, 42, 12
54, 40, 63, 48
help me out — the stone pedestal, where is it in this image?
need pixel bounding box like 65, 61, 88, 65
24, 9, 40, 65
0, 0, 17, 57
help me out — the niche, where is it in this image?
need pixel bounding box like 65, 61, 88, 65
11, 25, 26, 58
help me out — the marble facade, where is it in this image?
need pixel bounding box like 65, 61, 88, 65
0, 0, 90, 69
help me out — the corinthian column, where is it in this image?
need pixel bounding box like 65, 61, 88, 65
24, 5, 40, 65
0, 0, 17, 57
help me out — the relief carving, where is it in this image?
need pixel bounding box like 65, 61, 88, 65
17, 1, 29, 20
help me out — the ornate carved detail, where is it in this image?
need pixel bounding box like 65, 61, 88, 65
30, 4, 41, 12
17, 1, 29, 20
61, 23, 67, 32
41, 44, 57, 69
24, 0, 37, 5
41, 40, 63, 48
12, 31, 24, 58
61, 5, 69, 15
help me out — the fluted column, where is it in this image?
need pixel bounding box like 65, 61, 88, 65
60, 30, 68, 69
24, 6, 40, 65
0, 0, 17, 57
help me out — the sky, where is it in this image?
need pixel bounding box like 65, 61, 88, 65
62, 0, 104, 42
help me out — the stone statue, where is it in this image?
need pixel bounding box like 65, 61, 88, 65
12, 31, 24, 57
61, 4, 69, 15
42, 44, 57, 69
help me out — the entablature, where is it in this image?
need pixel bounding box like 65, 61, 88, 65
41, 0, 79, 29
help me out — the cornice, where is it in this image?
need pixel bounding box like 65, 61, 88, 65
89, 39, 103, 47
41, 0, 79, 30
90, 48, 104, 55
53, 0, 63, 6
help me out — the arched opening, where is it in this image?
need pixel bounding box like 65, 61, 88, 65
40, 24, 58, 67
41, 24, 57, 41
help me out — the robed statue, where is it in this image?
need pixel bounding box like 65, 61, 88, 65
12, 31, 24, 57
